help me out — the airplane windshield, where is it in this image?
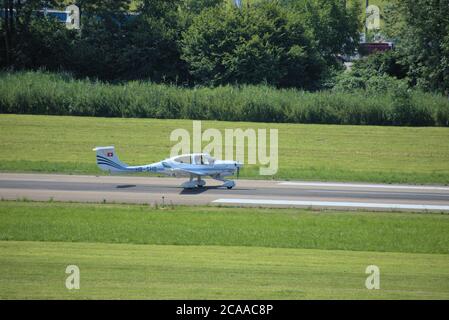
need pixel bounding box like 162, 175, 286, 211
194, 154, 214, 165
204, 155, 215, 165
174, 155, 191, 164
194, 155, 203, 165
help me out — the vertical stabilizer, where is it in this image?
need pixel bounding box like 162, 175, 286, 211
93, 146, 130, 172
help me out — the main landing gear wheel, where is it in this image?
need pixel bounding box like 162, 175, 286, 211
196, 178, 206, 188
182, 176, 206, 189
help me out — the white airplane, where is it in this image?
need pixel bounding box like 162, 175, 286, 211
93, 146, 242, 189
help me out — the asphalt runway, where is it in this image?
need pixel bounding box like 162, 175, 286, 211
1, 173, 449, 212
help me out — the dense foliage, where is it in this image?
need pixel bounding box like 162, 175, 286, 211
1, 0, 358, 88
284, 0, 361, 61
2, 0, 447, 94
1, 71, 448, 126
182, 3, 325, 89
1, 0, 448, 127
384, 0, 449, 95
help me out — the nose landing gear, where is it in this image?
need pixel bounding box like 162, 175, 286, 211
213, 176, 235, 189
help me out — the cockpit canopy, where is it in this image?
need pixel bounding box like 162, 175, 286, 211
172, 154, 215, 165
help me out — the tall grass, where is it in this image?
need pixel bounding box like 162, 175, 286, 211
1, 70, 448, 126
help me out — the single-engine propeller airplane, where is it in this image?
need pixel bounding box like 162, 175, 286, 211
93, 146, 242, 189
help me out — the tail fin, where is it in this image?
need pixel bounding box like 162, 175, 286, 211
93, 146, 130, 172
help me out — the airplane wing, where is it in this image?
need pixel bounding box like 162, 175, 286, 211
169, 168, 205, 176
161, 161, 205, 177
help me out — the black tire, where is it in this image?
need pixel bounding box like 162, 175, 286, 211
227, 186, 233, 189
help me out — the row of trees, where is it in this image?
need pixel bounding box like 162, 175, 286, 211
1, 0, 448, 94
0, 0, 360, 89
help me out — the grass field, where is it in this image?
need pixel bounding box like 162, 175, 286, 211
1, 241, 448, 300
0, 201, 448, 299
1, 114, 449, 184
1, 201, 449, 254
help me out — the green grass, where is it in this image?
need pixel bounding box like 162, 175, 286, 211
1, 201, 449, 254
1, 240, 448, 299
1, 114, 449, 184
1, 201, 448, 299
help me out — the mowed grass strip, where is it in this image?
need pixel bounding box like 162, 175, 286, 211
1, 114, 449, 184
1, 201, 449, 254
1, 240, 448, 299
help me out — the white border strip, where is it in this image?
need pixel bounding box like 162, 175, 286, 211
212, 198, 449, 211
278, 182, 449, 191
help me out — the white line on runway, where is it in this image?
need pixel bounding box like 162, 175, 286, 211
278, 182, 449, 191
212, 198, 449, 211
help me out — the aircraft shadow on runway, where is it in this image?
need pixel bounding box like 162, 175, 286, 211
180, 186, 224, 195
112, 184, 254, 195
116, 184, 137, 189
180, 186, 254, 195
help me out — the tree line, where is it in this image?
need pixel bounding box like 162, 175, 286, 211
1, 0, 448, 95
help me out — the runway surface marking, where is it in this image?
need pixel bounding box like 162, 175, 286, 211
279, 182, 449, 191
212, 198, 449, 211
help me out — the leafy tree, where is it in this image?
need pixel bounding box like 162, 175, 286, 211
1, 0, 75, 69
1, 0, 190, 82
76, 0, 131, 13
178, 0, 225, 30
385, 0, 449, 95
331, 52, 409, 94
181, 1, 324, 89
181, 0, 223, 15
15, 15, 76, 70
284, 0, 361, 62
352, 51, 408, 80
72, 0, 188, 82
